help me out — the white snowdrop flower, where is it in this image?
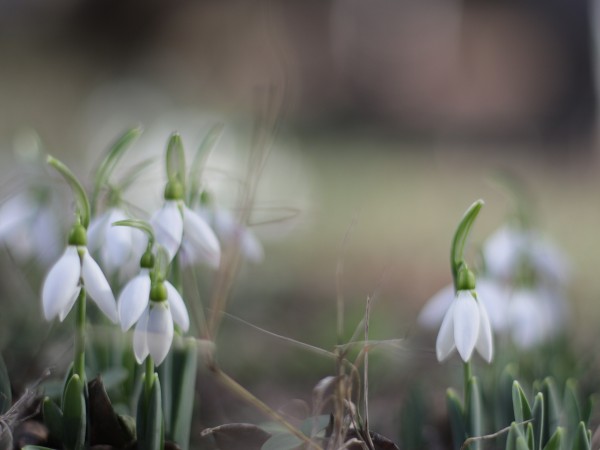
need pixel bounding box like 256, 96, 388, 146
151, 200, 220, 267
180, 205, 221, 268
483, 226, 526, 280
0, 192, 62, 265
436, 290, 493, 363
42, 240, 118, 323
127, 280, 190, 365
419, 279, 508, 332
507, 287, 568, 349
204, 208, 264, 263
150, 200, 183, 261
483, 225, 570, 285
118, 273, 189, 333
87, 207, 146, 280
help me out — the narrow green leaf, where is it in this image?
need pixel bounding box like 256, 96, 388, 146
516, 436, 530, 450
91, 127, 142, 212
447, 388, 466, 450
581, 394, 596, 426
0, 354, 11, 414
62, 374, 86, 450
498, 364, 519, 433
450, 200, 484, 287
139, 373, 164, 450
158, 352, 173, 435
542, 427, 564, 450
166, 133, 186, 187
526, 423, 534, 450
563, 379, 581, 447
466, 377, 483, 450
42, 397, 63, 442
513, 381, 532, 424
532, 392, 545, 450
170, 338, 198, 450
572, 422, 590, 450
188, 123, 224, 207
541, 378, 560, 447
47, 156, 91, 228
506, 422, 525, 450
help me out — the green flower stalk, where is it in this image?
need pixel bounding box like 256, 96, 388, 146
42, 157, 118, 379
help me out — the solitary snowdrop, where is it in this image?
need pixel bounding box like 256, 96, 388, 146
419, 278, 508, 332
42, 222, 118, 323
436, 289, 493, 363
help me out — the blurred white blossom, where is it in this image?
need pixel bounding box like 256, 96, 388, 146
0, 191, 62, 265
87, 208, 146, 282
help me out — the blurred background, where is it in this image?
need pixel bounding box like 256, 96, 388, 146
1, 0, 600, 446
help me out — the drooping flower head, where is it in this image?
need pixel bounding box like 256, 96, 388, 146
115, 223, 190, 366
420, 199, 494, 364
41, 156, 118, 324
435, 266, 493, 363
150, 134, 221, 267
197, 191, 264, 264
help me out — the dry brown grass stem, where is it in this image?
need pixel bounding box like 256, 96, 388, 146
459, 420, 533, 450
211, 367, 324, 450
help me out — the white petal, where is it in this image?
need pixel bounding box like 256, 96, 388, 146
133, 308, 150, 364
81, 250, 118, 323
435, 301, 456, 362
476, 279, 509, 331
151, 201, 183, 261
165, 281, 189, 332
483, 226, 524, 279
102, 209, 133, 271
475, 299, 494, 362
214, 209, 263, 262
86, 212, 108, 252
118, 270, 151, 331
241, 228, 264, 262
146, 302, 174, 365
42, 247, 81, 321
0, 194, 35, 239
418, 284, 454, 328
58, 287, 81, 322
453, 291, 480, 362
182, 206, 221, 268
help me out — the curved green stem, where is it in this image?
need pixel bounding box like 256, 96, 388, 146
74, 289, 87, 378
47, 156, 91, 229
112, 219, 155, 244
450, 200, 484, 291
